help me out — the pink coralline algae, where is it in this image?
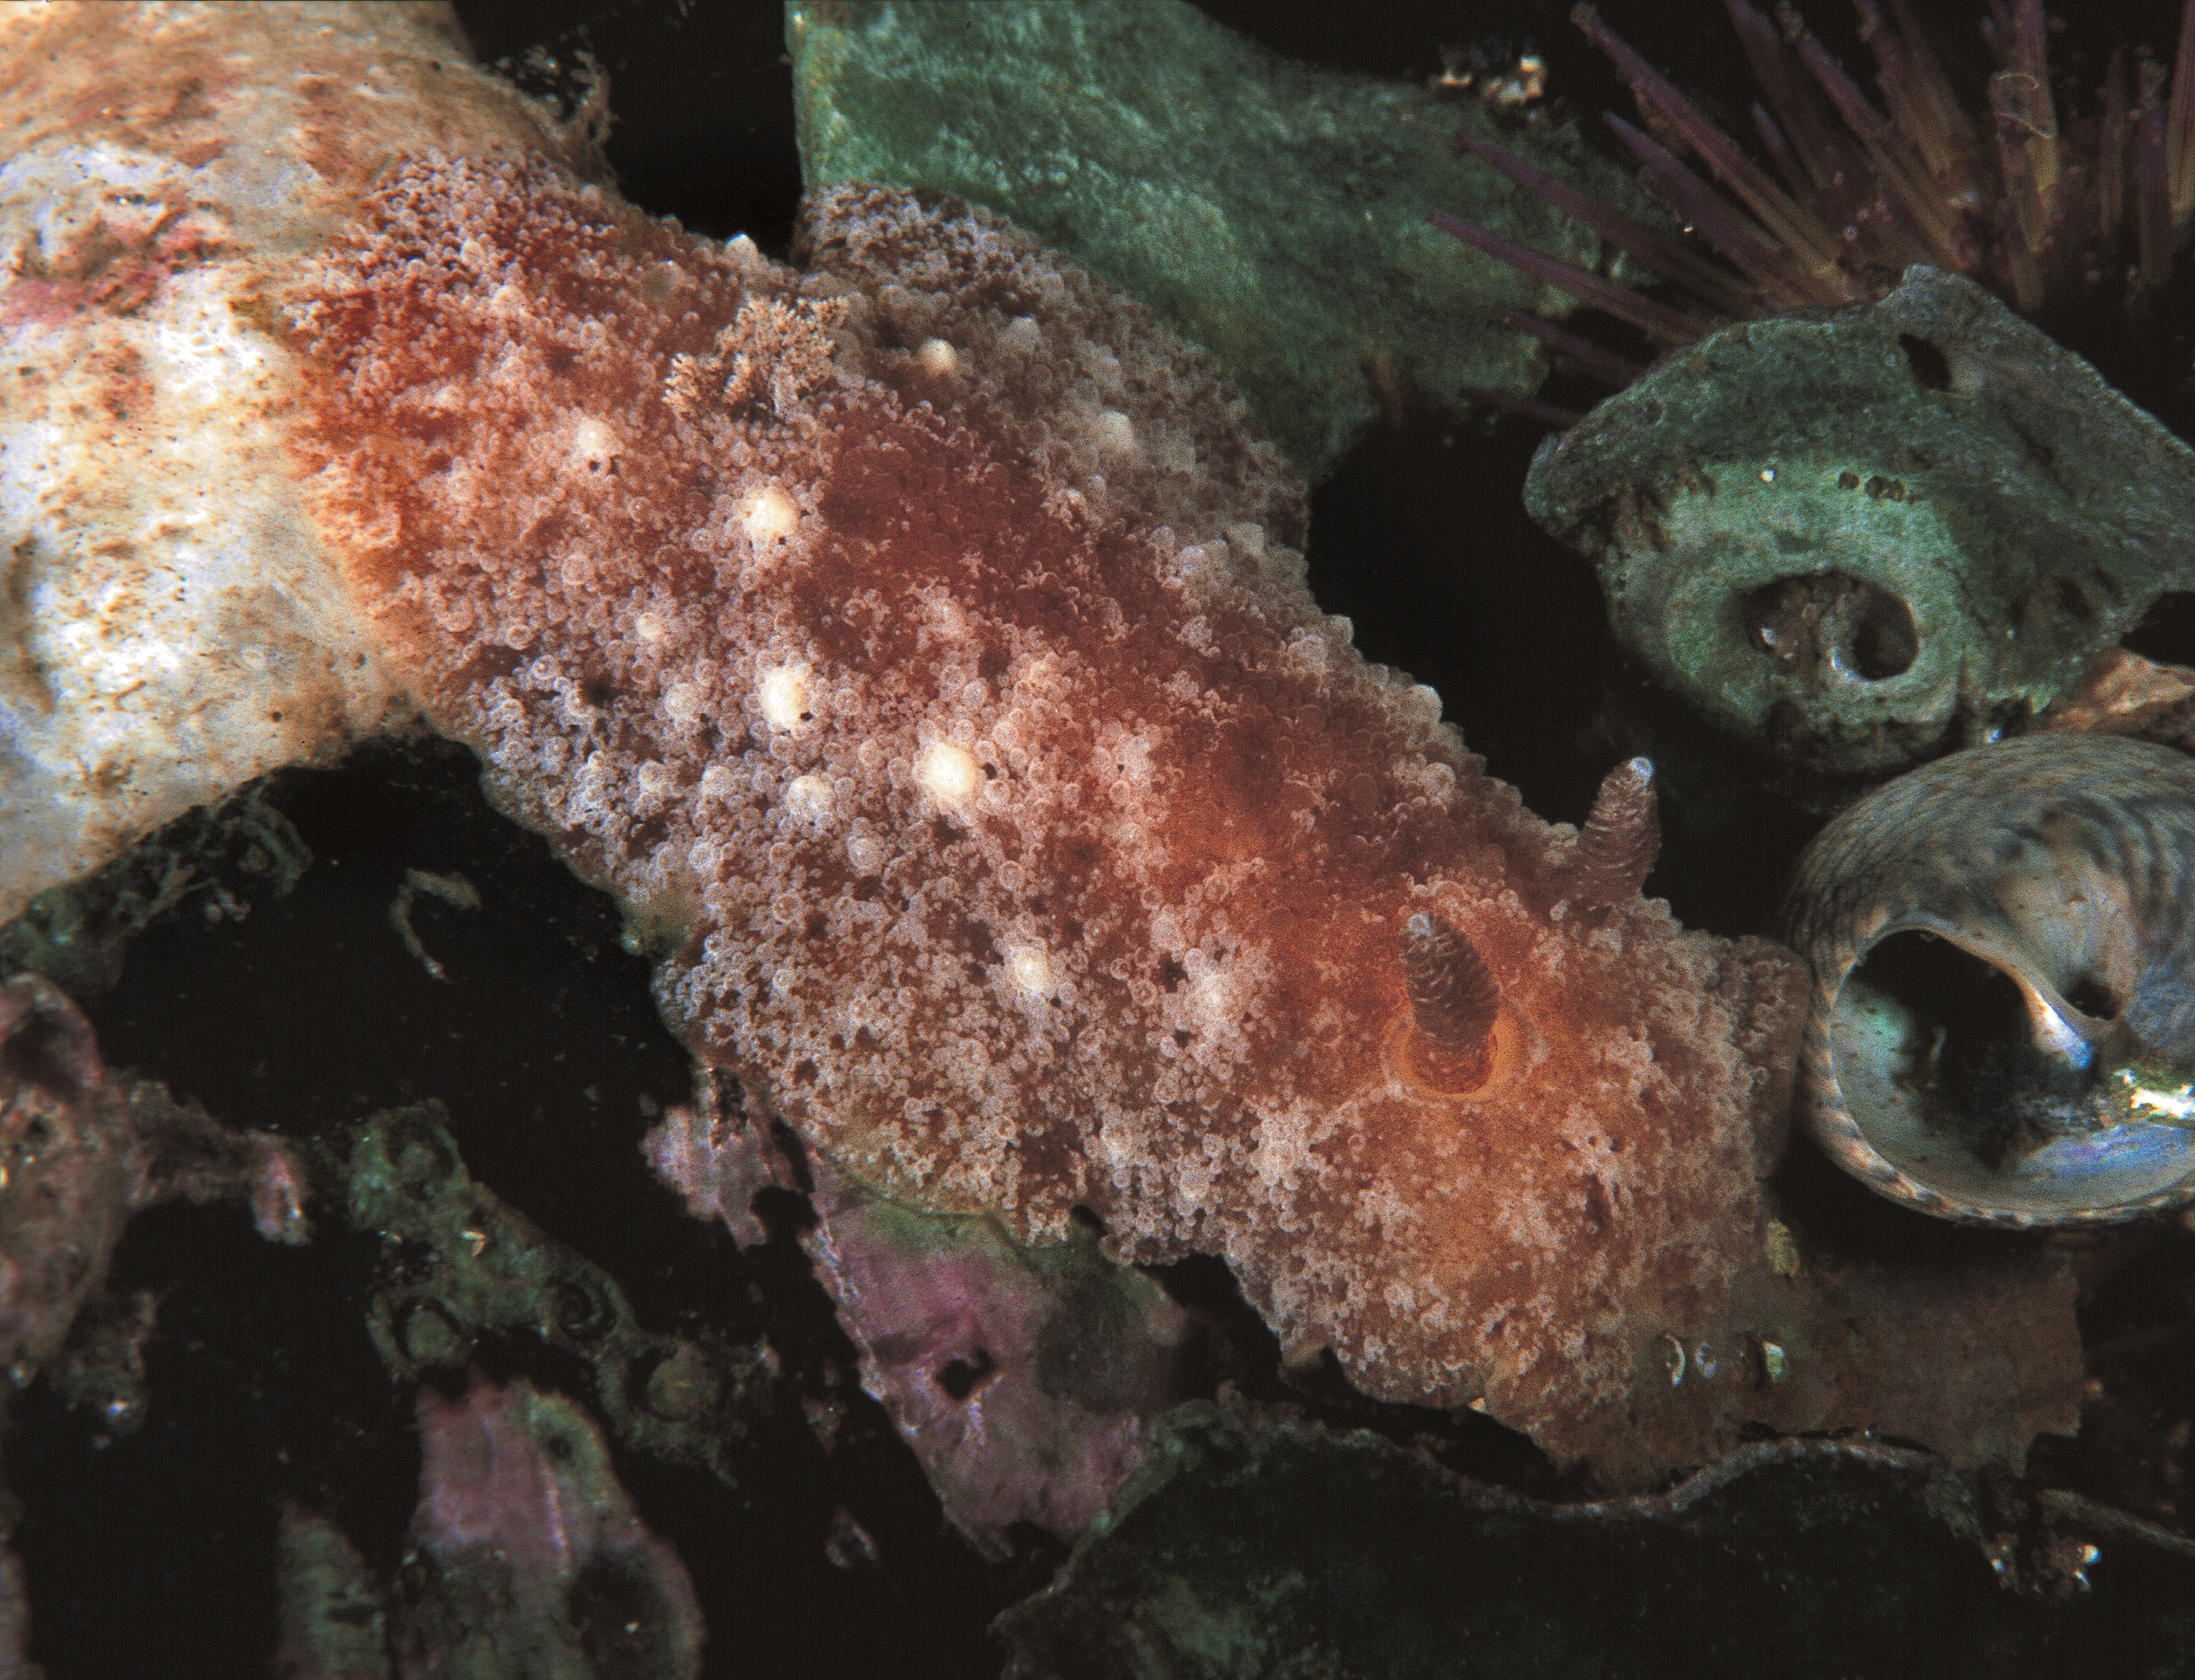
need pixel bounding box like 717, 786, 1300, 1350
0, 974, 307, 1388
805, 1163, 1196, 1555
643, 1075, 787, 1251
0, 976, 135, 1385
399, 1375, 705, 1678
0, 973, 318, 1668
647, 1061, 1196, 1552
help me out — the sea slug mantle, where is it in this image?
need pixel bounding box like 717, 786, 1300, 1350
285, 152, 1805, 1476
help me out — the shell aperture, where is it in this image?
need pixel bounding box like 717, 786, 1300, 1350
1783, 734, 2195, 1225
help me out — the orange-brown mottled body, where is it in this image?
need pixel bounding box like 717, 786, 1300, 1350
287, 155, 1802, 1479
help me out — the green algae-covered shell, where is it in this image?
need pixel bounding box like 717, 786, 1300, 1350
1527, 268, 2195, 779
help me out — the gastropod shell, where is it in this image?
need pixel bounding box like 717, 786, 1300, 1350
1783, 734, 2195, 1225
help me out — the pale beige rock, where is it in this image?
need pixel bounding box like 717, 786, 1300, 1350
0, 2, 594, 923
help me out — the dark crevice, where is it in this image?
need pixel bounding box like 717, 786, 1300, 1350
2123, 592, 2195, 667
1898, 333, 1953, 392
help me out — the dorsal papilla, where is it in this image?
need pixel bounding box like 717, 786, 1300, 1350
1575, 756, 1659, 910
1397, 910, 1501, 1072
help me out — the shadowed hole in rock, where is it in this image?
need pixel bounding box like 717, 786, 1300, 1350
1742, 572, 1919, 682
2123, 591, 2195, 667
1898, 332, 1953, 391
936, 1350, 995, 1401
2062, 974, 2123, 1020
0, 1006, 91, 1097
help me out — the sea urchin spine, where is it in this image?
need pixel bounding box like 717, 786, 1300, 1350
1440, 0, 2195, 407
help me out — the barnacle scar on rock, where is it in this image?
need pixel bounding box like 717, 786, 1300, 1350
1783, 734, 2195, 1226
285, 154, 1807, 1481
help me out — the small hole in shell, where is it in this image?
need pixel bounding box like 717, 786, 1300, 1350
1743, 572, 1918, 682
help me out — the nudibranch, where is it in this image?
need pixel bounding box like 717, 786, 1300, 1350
284, 154, 1805, 1477
1784, 733, 2195, 1225
1, 0, 2096, 1489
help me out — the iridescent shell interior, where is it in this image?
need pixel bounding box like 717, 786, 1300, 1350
1785, 734, 2195, 1226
